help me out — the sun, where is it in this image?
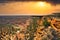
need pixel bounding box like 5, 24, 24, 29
37, 2, 47, 7
39, 2, 46, 7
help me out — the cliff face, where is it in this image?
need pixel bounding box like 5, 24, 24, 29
0, 13, 60, 40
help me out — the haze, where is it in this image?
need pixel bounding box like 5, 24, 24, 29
0, 1, 60, 15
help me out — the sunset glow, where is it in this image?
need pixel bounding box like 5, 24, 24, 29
0, 1, 60, 15
37, 2, 47, 7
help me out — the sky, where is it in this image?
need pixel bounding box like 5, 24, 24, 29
0, 0, 60, 15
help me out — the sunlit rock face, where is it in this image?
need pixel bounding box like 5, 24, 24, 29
0, 15, 60, 40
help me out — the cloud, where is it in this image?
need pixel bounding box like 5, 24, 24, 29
0, 0, 60, 4
46, 0, 60, 5
0, 2, 60, 15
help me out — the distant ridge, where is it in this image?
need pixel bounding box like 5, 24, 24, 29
46, 13, 60, 17
0, 13, 60, 24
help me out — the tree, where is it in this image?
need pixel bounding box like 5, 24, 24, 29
26, 17, 39, 40
43, 18, 50, 28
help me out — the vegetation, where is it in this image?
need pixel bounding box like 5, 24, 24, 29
26, 17, 39, 40
0, 15, 60, 40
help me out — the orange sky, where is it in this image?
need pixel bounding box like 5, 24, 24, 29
0, 1, 60, 15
